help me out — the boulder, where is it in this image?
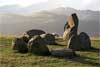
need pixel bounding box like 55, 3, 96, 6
23, 29, 45, 39
12, 37, 28, 53
40, 33, 55, 45
51, 48, 76, 58
79, 32, 91, 49
27, 35, 51, 56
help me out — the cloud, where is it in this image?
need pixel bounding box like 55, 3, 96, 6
16, 0, 48, 7
0, 0, 48, 7
81, 0, 100, 10
0, 0, 99, 11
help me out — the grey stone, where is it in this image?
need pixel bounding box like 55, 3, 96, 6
40, 33, 55, 45
27, 35, 51, 56
23, 29, 45, 39
79, 32, 91, 49
51, 48, 76, 58
21, 36, 29, 43
67, 35, 83, 50
63, 13, 79, 40
12, 37, 28, 53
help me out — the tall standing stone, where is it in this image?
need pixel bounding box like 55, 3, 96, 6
63, 13, 79, 40
65, 14, 91, 50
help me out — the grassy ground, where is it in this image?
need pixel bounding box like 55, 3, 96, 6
0, 35, 100, 67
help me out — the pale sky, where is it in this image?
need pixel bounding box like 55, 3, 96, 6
0, 0, 100, 11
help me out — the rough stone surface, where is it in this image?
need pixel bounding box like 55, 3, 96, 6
63, 28, 71, 40
51, 48, 76, 58
79, 32, 91, 49
27, 35, 51, 56
12, 37, 28, 53
21, 36, 29, 43
23, 29, 45, 39
67, 35, 83, 50
40, 33, 55, 45
63, 13, 79, 40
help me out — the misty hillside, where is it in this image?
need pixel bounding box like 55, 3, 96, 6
0, 7, 99, 36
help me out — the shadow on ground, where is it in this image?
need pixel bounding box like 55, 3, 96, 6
50, 47, 100, 67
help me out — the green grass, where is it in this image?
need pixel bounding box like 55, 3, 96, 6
0, 35, 100, 67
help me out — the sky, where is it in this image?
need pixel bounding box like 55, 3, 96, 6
0, 0, 100, 11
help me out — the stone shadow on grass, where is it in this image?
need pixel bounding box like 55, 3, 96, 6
77, 47, 100, 53
70, 55, 100, 67
50, 54, 100, 67
88, 47, 100, 53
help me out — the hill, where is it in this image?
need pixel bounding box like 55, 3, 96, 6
0, 7, 99, 36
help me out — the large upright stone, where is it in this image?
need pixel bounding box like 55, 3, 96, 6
67, 35, 83, 50
63, 13, 79, 40
67, 34, 91, 50
64, 13, 91, 50
51, 48, 76, 58
27, 35, 51, 56
79, 32, 91, 49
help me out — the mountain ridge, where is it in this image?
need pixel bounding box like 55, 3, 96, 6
0, 7, 99, 36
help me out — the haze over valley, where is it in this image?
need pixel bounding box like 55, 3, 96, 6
0, 7, 99, 36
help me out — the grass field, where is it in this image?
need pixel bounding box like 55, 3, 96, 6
0, 35, 100, 67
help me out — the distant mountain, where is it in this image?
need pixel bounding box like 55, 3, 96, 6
0, 7, 99, 36
48, 7, 100, 36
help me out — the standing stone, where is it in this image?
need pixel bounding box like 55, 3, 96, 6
67, 35, 83, 50
79, 32, 91, 49
63, 13, 79, 40
27, 35, 51, 56
12, 37, 28, 53
64, 13, 91, 50
67, 32, 91, 50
